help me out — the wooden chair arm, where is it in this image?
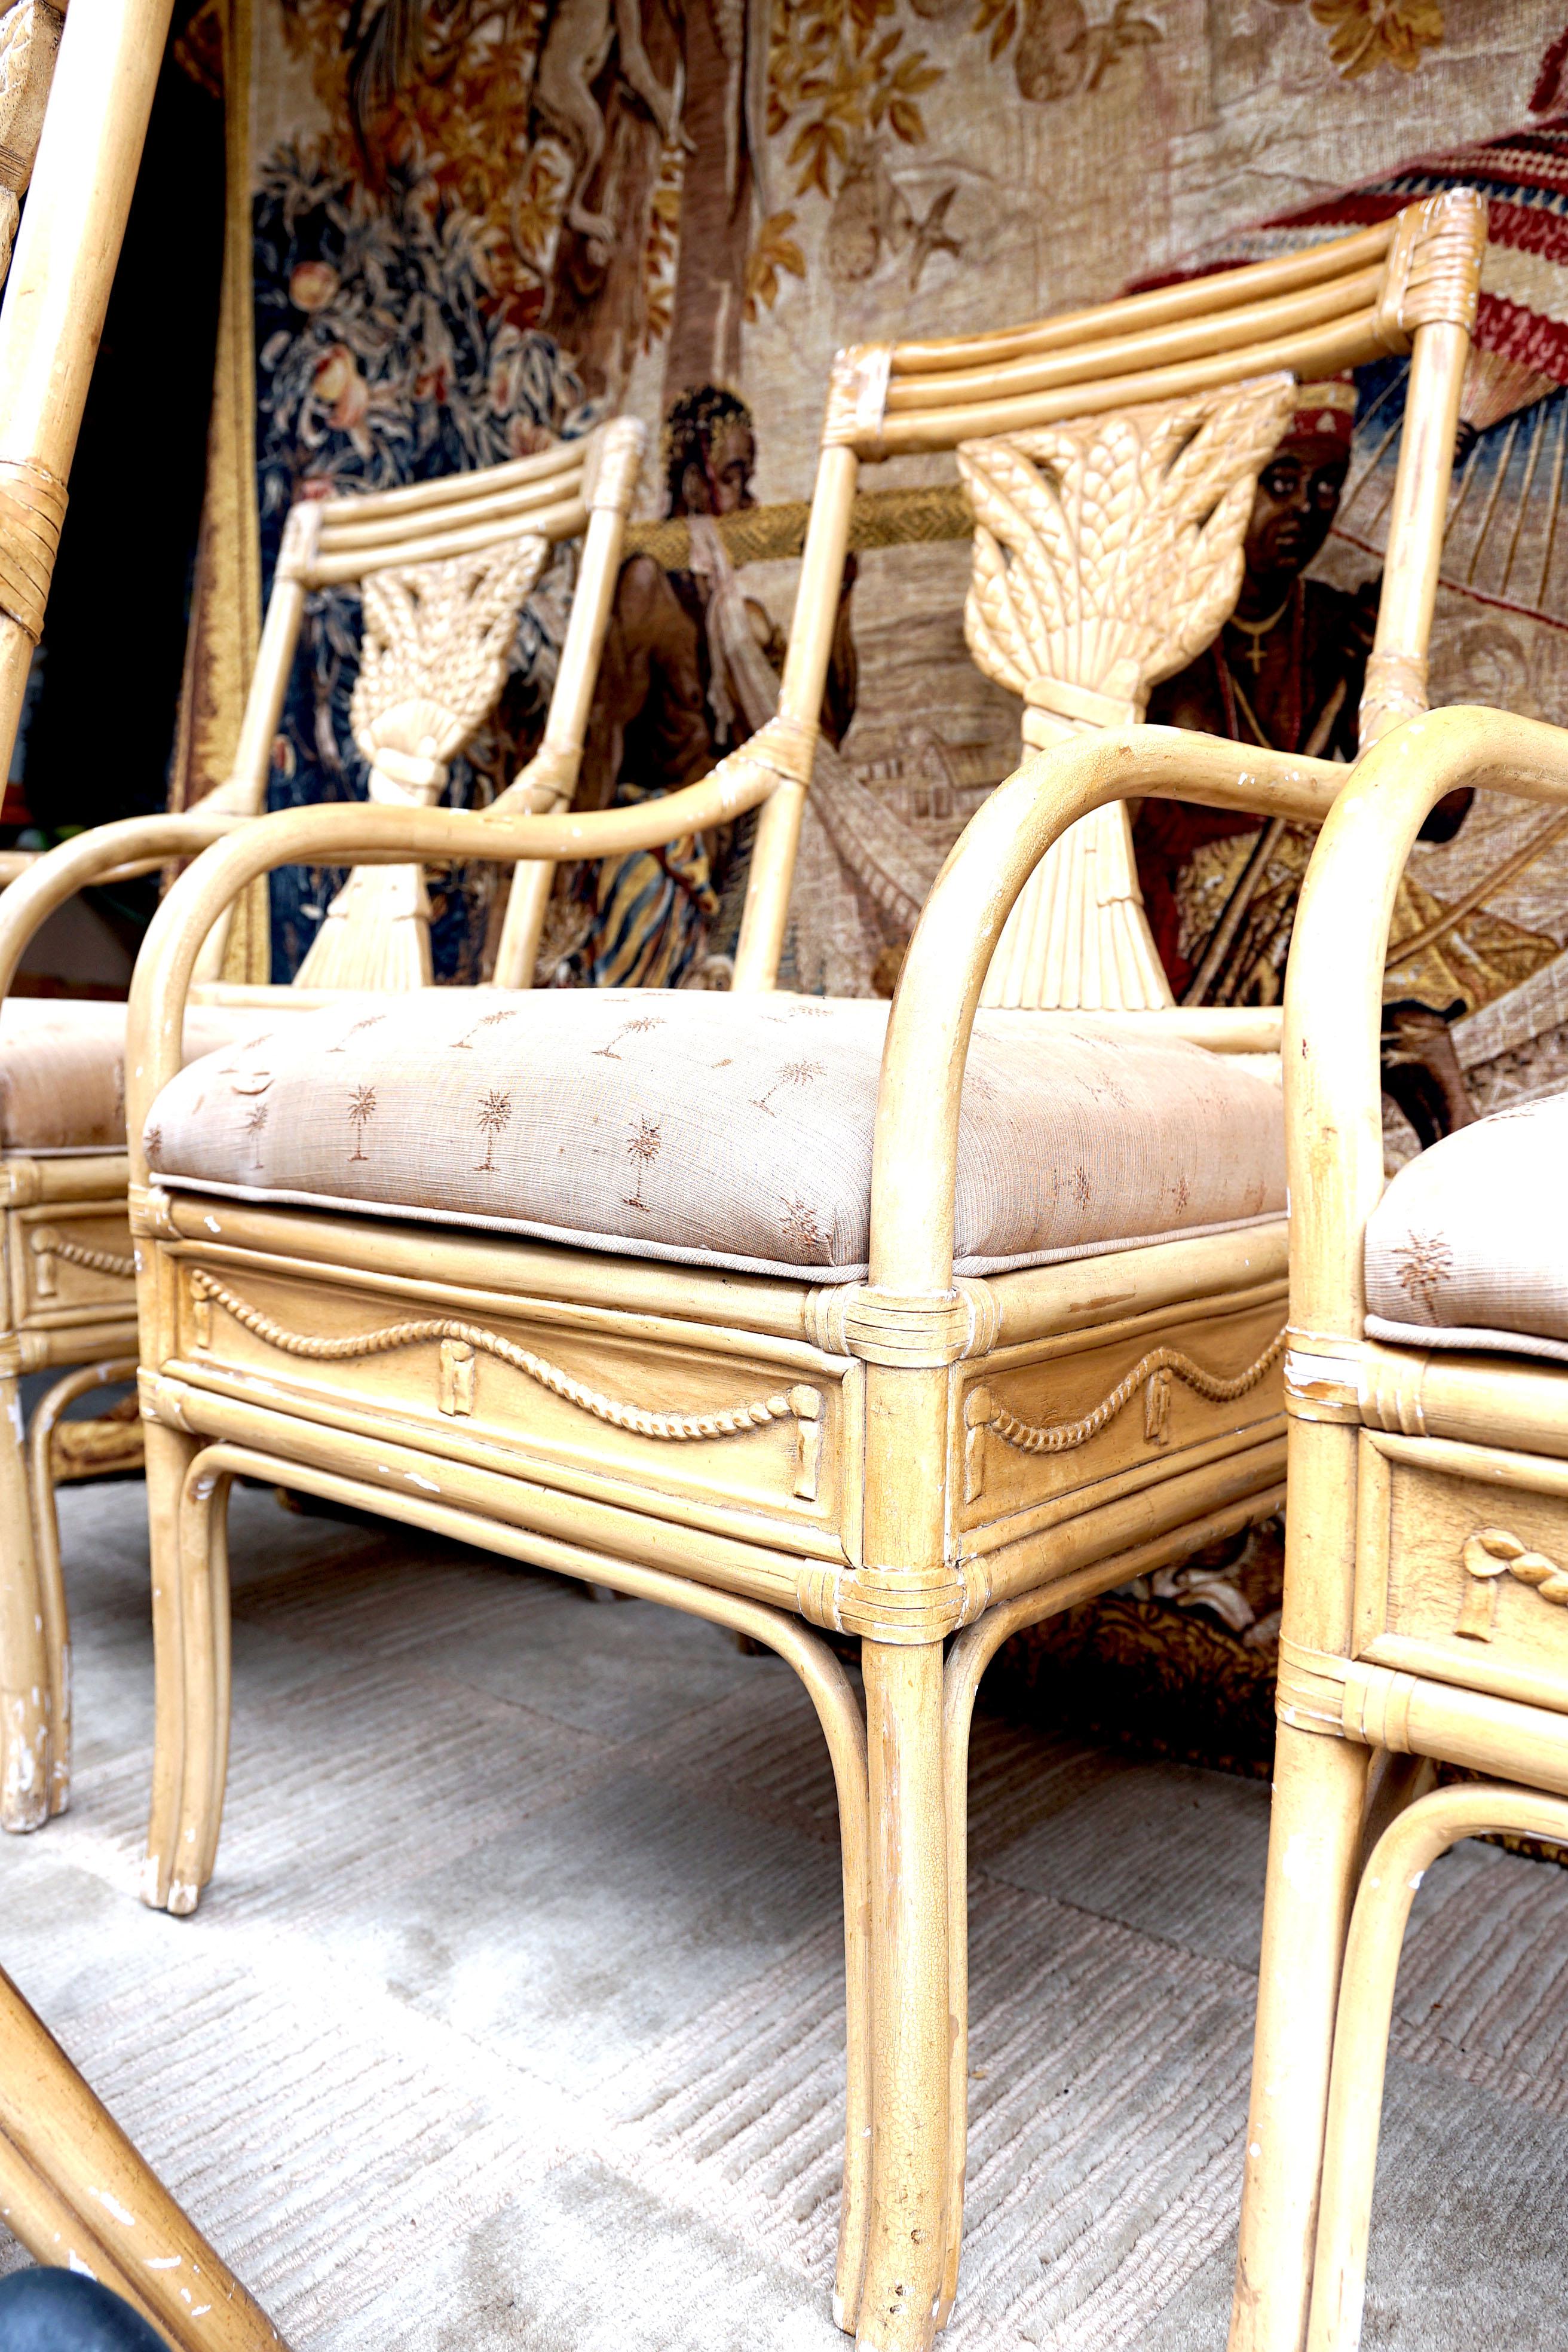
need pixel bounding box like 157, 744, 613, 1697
1282, 706, 1568, 1343
0, 811, 248, 1003
868, 724, 1344, 1295
125, 729, 804, 1168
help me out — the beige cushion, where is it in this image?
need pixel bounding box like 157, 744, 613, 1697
1365, 1094, 1568, 1363
0, 1001, 274, 1155
146, 990, 1285, 1282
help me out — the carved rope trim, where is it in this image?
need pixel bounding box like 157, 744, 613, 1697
978, 1327, 1287, 1457
188, 1269, 821, 1450
29, 1227, 136, 1285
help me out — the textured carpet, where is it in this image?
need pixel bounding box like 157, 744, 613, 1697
2, 1481, 1567, 2348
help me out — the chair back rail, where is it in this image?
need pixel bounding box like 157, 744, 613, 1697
889, 220, 1398, 375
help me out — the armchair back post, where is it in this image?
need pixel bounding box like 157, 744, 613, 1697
491, 416, 647, 987
0, 0, 174, 770
731, 441, 860, 992
1359, 301, 1478, 740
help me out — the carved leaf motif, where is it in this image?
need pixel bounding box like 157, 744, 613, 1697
957, 376, 1297, 711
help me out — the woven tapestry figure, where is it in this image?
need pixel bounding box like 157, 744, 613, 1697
1134, 379, 1483, 1147
544, 385, 858, 990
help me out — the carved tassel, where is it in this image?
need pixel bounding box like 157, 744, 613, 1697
295, 536, 549, 991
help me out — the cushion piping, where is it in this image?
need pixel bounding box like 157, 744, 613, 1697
153, 1170, 1285, 1287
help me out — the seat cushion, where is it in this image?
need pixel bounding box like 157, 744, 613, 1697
1365, 1094, 1568, 1362
145, 989, 1285, 1282
0, 1000, 271, 1154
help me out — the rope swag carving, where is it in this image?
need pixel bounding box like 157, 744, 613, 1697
186, 1269, 823, 1467
976, 1327, 1288, 1457
29, 1228, 136, 1291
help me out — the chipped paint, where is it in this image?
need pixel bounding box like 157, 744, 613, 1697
204, 1214, 222, 1233
403, 1469, 440, 1492
67, 2252, 96, 2278
91, 2187, 137, 2225
145, 2255, 181, 2270
1281, 1830, 1313, 1893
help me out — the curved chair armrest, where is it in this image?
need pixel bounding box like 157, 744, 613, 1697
868, 723, 1344, 1296
125, 733, 800, 1170
0, 811, 249, 1002
1282, 705, 1568, 1343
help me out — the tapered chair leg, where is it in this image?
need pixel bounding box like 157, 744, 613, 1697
856, 1639, 948, 2352
141, 1418, 200, 1912
1229, 1720, 1368, 2352
167, 1456, 235, 1916
0, 1370, 51, 1833
22, 1358, 140, 1821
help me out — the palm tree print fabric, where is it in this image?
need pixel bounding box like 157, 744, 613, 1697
142, 988, 1287, 1282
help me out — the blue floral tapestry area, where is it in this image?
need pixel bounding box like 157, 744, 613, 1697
253, 140, 595, 983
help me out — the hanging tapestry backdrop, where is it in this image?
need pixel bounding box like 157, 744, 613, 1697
173, 0, 1568, 1004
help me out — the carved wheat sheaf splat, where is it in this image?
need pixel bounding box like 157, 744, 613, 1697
295, 533, 550, 991
958, 376, 1296, 1012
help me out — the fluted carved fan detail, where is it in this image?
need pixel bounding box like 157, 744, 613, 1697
957, 378, 1296, 1011
296, 534, 550, 991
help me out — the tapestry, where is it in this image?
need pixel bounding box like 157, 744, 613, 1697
1144, 112, 1568, 1162
177, 0, 1568, 987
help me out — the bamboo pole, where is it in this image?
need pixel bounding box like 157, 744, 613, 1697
0, 0, 176, 773
0, 1961, 284, 2348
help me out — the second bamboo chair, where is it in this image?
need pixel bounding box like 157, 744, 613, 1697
1229, 704, 1568, 2352
121, 192, 1480, 2351
0, 416, 644, 1830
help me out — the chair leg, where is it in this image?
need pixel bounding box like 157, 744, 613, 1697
0, 1961, 285, 2348
934, 1619, 989, 2328
167, 1455, 234, 1916
141, 1418, 200, 1912
856, 1639, 948, 2352
23, 1358, 139, 1820
0, 1367, 51, 1833
1308, 1780, 1568, 2352
1229, 1721, 1368, 2352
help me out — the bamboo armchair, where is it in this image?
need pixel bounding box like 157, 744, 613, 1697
0, 417, 644, 1831
115, 194, 1485, 2352
1227, 705, 1568, 2352
0, 1960, 284, 2348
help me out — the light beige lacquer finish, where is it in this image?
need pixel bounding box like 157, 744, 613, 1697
1227, 706, 1568, 2352
115, 195, 1486, 2352
0, 1956, 285, 2347
0, 418, 645, 1829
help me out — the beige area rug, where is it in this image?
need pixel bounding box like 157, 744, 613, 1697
4, 1483, 1568, 2348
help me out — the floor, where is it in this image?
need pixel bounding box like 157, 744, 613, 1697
4, 1480, 1567, 2350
